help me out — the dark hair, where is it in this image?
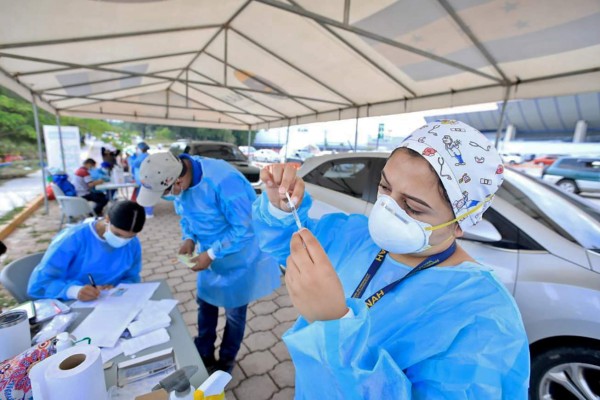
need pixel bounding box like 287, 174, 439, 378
83, 158, 96, 166
108, 200, 146, 233
390, 147, 452, 209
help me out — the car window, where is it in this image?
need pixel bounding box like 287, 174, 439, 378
556, 158, 578, 169
169, 142, 188, 156
192, 145, 247, 162
499, 170, 600, 250
482, 209, 544, 250
583, 160, 600, 170
366, 158, 387, 203
304, 159, 370, 199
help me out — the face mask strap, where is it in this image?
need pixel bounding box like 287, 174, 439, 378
425, 194, 494, 232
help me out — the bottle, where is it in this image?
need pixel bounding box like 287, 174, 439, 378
54, 332, 76, 352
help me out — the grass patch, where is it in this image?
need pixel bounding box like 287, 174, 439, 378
35, 238, 51, 244
0, 160, 41, 180
0, 206, 25, 224
0, 292, 17, 310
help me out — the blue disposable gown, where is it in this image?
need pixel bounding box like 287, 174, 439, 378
252, 193, 530, 399
129, 152, 148, 183
174, 156, 280, 308
27, 221, 142, 300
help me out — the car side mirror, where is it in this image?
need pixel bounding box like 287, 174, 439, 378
461, 219, 502, 243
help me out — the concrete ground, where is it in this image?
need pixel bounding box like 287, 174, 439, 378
0, 200, 297, 400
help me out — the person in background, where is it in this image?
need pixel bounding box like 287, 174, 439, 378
129, 142, 153, 218
253, 120, 529, 399
73, 158, 108, 216
101, 146, 121, 171
136, 152, 280, 373
27, 201, 146, 301
90, 161, 115, 201
48, 168, 77, 197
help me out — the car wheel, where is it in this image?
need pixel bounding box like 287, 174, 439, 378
557, 179, 579, 194
530, 347, 600, 400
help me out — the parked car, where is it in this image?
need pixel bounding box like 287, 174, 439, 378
238, 146, 256, 159
253, 149, 280, 163
541, 156, 600, 194
500, 153, 523, 165
169, 140, 261, 189
533, 154, 562, 166
297, 152, 600, 400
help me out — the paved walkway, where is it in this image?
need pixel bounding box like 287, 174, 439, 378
0, 170, 44, 218
0, 200, 297, 400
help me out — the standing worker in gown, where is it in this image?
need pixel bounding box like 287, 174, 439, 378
253, 120, 530, 399
137, 151, 280, 373
129, 142, 154, 218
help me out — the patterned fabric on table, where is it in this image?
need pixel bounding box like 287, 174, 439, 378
0, 340, 55, 400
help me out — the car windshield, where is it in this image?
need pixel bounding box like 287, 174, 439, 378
192, 144, 248, 162
500, 169, 600, 250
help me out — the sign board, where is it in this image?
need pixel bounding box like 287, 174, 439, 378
43, 125, 81, 177
378, 123, 385, 139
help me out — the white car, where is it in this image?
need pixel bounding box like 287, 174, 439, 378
297, 152, 600, 400
501, 153, 524, 165
253, 149, 280, 163
238, 146, 256, 159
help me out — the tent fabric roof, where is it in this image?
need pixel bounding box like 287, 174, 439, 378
1, 0, 599, 130
426, 92, 600, 133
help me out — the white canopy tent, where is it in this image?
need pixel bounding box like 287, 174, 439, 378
1, 0, 599, 131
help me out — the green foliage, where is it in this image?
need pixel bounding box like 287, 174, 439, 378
116, 122, 257, 146
0, 85, 258, 161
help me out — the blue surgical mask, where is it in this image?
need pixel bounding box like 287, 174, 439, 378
104, 223, 133, 248
162, 185, 182, 201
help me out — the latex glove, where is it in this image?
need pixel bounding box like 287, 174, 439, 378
190, 251, 212, 272
285, 229, 347, 323
260, 163, 305, 211
77, 285, 101, 301
178, 239, 195, 255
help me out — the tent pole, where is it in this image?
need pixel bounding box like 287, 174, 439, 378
354, 107, 359, 152
284, 120, 291, 162
247, 129, 251, 147
494, 86, 510, 149
55, 113, 67, 172
32, 92, 49, 214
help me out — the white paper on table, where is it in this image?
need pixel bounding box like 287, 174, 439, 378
70, 289, 111, 308
72, 306, 140, 348
121, 328, 170, 356
71, 282, 161, 310
101, 339, 125, 364
135, 299, 178, 321
127, 313, 171, 337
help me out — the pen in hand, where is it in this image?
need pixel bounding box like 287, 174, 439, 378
88, 273, 97, 288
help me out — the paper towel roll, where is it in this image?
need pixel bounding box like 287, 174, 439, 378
0, 310, 31, 362
29, 344, 108, 400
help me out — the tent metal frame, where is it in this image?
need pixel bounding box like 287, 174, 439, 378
0, 0, 596, 132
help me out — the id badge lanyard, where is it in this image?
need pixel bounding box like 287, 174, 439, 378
352, 242, 457, 308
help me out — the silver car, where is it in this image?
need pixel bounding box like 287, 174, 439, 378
298, 152, 600, 400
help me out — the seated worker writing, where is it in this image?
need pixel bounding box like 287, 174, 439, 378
27, 200, 146, 301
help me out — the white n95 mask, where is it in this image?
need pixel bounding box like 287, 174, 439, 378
368, 194, 437, 254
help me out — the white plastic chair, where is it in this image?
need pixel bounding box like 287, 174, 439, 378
51, 183, 96, 229
0, 252, 44, 303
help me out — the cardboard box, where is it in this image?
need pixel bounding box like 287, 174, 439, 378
134, 388, 168, 400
